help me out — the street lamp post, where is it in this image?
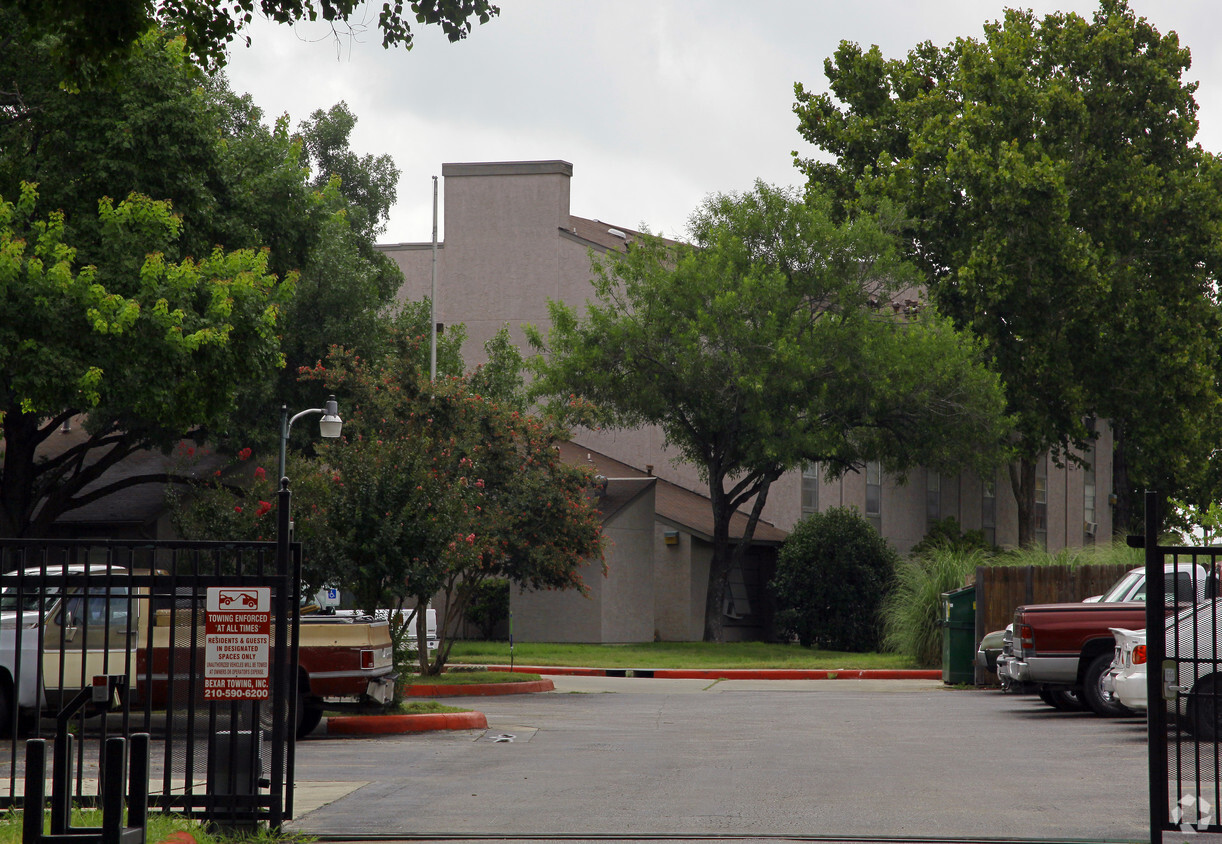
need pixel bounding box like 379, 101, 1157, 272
279, 395, 343, 483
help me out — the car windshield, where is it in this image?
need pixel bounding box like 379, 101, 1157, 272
1100, 572, 1142, 603
0, 587, 59, 614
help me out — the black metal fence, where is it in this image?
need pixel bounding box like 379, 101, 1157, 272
0, 533, 301, 829
1146, 492, 1222, 843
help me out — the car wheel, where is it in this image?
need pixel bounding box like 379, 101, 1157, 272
297, 699, 324, 739
1083, 653, 1133, 717
0, 684, 12, 738
1191, 674, 1222, 741
1040, 687, 1085, 711
257, 692, 307, 738
1058, 689, 1086, 711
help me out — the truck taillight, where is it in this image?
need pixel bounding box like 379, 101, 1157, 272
1019, 625, 1034, 649
1133, 645, 1146, 665
361, 649, 374, 670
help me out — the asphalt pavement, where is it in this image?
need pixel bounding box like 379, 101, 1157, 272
285, 675, 1163, 844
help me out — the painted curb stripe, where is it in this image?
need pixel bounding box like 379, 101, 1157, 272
483, 665, 942, 680
156, 833, 197, 844
325, 710, 488, 735
400, 679, 555, 696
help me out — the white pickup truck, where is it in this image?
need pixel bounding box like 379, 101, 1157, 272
313, 588, 439, 653
0, 567, 396, 738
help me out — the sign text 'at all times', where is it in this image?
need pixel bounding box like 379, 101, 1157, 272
204, 587, 271, 700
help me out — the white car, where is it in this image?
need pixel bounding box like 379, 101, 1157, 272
1104, 627, 1147, 712
1166, 599, 1222, 739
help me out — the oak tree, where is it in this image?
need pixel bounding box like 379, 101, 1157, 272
794, 0, 1222, 538
527, 182, 1008, 642
6, 0, 499, 78
0, 185, 292, 537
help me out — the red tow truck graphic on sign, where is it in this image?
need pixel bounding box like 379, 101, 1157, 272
218, 590, 259, 608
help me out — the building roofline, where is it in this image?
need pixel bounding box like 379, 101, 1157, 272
442, 161, 573, 178
377, 242, 444, 252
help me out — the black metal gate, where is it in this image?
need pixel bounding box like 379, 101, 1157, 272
0, 518, 300, 827
1145, 491, 1222, 843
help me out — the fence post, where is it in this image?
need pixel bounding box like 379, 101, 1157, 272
270, 479, 293, 831
1146, 490, 1166, 844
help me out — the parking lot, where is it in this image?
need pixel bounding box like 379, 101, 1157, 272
287, 676, 1154, 842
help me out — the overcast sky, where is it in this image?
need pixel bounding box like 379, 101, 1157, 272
223, 1, 1222, 245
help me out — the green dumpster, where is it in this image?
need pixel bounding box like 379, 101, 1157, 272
941, 584, 976, 685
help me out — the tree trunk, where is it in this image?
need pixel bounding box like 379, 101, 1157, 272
702, 551, 730, 643
702, 473, 774, 643
1007, 457, 1037, 548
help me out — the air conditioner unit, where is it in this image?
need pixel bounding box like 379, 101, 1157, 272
1085, 521, 1098, 536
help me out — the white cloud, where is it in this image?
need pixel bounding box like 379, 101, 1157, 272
222, 0, 1222, 245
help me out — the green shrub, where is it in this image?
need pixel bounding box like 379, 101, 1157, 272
881, 548, 986, 667
465, 577, 510, 640
769, 507, 899, 651
909, 516, 993, 558
879, 541, 1141, 668
994, 540, 1141, 570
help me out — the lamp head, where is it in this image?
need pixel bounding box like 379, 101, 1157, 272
319, 395, 343, 438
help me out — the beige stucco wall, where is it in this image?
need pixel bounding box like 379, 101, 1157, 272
778, 424, 1115, 555
381, 158, 1117, 570
596, 486, 657, 643
511, 484, 657, 643
652, 528, 713, 642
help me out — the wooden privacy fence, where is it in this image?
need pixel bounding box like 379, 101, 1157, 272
970, 563, 1132, 682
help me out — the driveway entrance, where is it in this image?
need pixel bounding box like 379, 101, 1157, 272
288, 677, 1146, 841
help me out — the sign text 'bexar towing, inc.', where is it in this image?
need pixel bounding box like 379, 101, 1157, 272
204, 587, 271, 700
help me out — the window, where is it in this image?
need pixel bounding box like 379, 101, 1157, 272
801, 464, 819, 516
1083, 442, 1097, 544
982, 478, 996, 547
926, 471, 941, 525
865, 461, 882, 528
1035, 455, 1048, 547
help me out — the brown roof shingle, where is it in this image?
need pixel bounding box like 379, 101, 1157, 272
557, 441, 787, 545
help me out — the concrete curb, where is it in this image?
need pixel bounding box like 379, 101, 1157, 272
483, 664, 942, 680
401, 678, 555, 696
324, 710, 488, 735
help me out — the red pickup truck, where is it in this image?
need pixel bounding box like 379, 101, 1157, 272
998, 563, 1208, 716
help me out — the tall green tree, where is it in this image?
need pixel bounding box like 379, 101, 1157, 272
0, 185, 292, 537
527, 182, 1009, 642
0, 17, 406, 455
794, 0, 1222, 539
6, 0, 499, 78
297, 102, 399, 242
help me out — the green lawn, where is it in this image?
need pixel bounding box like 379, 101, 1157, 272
401, 670, 543, 686
0, 810, 235, 844
446, 640, 918, 670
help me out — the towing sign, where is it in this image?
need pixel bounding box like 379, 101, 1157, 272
204, 587, 271, 700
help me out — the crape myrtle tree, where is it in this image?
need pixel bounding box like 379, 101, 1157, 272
174, 314, 604, 675
1, 185, 291, 537
169, 300, 467, 588
527, 182, 1009, 643
794, 0, 1222, 538
298, 329, 604, 675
